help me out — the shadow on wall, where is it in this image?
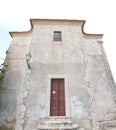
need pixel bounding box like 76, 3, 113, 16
0, 118, 16, 130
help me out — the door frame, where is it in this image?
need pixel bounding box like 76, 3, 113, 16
45, 74, 70, 118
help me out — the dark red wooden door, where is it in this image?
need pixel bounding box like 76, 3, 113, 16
50, 79, 59, 116
58, 79, 65, 116
50, 79, 65, 116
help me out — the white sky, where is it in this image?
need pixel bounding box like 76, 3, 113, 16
0, 0, 116, 81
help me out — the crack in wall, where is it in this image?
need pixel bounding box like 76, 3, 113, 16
15, 68, 30, 130
82, 43, 101, 130
100, 44, 116, 102
81, 44, 94, 130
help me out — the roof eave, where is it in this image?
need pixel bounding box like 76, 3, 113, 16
9, 18, 103, 39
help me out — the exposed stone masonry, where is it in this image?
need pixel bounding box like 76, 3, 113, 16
15, 68, 30, 130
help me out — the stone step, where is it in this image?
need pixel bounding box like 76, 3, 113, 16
38, 117, 79, 130
38, 123, 79, 130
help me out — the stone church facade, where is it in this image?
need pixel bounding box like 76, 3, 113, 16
0, 19, 116, 130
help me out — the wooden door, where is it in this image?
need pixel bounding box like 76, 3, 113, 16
50, 79, 65, 116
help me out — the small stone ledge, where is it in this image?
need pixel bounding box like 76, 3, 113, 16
97, 40, 103, 44
98, 120, 116, 130
38, 123, 78, 130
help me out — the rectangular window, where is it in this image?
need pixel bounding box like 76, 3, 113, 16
54, 31, 62, 41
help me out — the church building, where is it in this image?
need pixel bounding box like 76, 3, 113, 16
0, 19, 116, 130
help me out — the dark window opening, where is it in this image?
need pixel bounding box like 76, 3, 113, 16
54, 31, 62, 41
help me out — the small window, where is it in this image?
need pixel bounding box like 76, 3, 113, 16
54, 31, 62, 41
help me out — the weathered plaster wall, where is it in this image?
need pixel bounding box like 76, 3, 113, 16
23, 23, 115, 130
0, 36, 31, 130
0, 20, 115, 130
86, 42, 116, 130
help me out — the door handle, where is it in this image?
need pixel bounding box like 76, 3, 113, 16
52, 91, 56, 94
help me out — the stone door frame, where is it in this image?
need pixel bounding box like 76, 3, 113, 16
45, 74, 70, 118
